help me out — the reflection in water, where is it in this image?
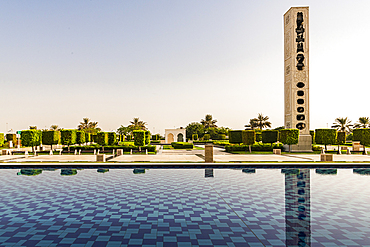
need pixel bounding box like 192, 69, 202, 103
205, 169, 214, 178
353, 169, 370, 175
133, 169, 145, 174
316, 169, 337, 175
17, 169, 43, 176
97, 169, 109, 173
284, 169, 311, 246
242, 168, 256, 174
60, 169, 77, 176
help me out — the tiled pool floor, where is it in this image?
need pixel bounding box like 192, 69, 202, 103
0, 168, 369, 246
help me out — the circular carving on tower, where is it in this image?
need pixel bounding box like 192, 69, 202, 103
296, 123, 306, 130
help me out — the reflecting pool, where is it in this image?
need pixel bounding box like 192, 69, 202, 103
0, 168, 369, 246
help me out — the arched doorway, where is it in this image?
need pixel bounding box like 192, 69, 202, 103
167, 133, 174, 143
177, 133, 184, 142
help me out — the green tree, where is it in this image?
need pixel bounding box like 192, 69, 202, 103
117, 125, 131, 136
200, 114, 217, 129
50, 125, 62, 131
77, 118, 101, 134
129, 118, 147, 131
331, 117, 352, 133
185, 122, 204, 140
76, 130, 86, 145
97, 132, 108, 146
262, 130, 279, 146
315, 129, 337, 151
133, 130, 146, 146
242, 130, 256, 153
21, 130, 42, 152
245, 119, 258, 130
61, 130, 77, 151
42, 130, 60, 150
0, 133, 4, 146
280, 129, 299, 152
353, 128, 370, 154
107, 132, 117, 145
246, 113, 271, 130
337, 131, 346, 154
354, 117, 370, 129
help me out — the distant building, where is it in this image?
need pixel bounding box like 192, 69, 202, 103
165, 128, 186, 143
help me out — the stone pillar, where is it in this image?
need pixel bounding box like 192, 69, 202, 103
96, 154, 106, 162
205, 144, 214, 163
284, 7, 312, 152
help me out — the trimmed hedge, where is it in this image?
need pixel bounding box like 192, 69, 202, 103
92, 134, 97, 143
242, 130, 255, 145
145, 131, 151, 145
126, 134, 133, 141
171, 142, 194, 149
97, 132, 108, 146
225, 143, 284, 152
62, 144, 156, 152
0, 133, 4, 146
315, 129, 337, 149
353, 128, 370, 146
61, 129, 77, 146
107, 132, 117, 145
229, 130, 243, 143
280, 129, 299, 145
85, 132, 91, 143
337, 131, 346, 145
42, 130, 60, 148
262, 130, 278, 144
133, 130, 145, 146
21, 130, 42, 148
203, 134, 210, 141
76, 130, 86, 145
255, 133, 262, 142
6, 134, 17, 144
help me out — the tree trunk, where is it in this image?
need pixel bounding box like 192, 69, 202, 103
325, 144, 327, 152
249, 145, 251, 153
338, 144, 340, 154
289, 144, 291, 153
363, 144, 366, 155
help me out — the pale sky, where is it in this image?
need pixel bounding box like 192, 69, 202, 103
1, 0, 369, 135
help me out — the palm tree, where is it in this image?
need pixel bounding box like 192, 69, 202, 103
129, 117, 147, 131
245, 119, 258, 130
50, 125, 62, 131
331, 117, 352, 133
77, 118, 101, 134
250, 113, 271, 130
200, 114, 217, 129
354, 117, 370, 129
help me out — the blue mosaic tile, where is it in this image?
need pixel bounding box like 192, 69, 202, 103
0, 168, 370, 246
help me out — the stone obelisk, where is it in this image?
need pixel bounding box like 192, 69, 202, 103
284, 7, 312, 152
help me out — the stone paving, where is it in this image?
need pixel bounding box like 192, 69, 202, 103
2, 145, 370, 163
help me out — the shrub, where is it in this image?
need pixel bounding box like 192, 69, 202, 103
42, 130, 60, 149
21, 130, 42, 151
145, 131, 151, 145
127, 134, 133, 141
76, 130, 86, 145
0, 133, 4, 146
133, 130, 145, 146
203, 134, 210, 141
213, 140, 229, 146
171, 142, 194, 149
315, 129, 337, 151
262, 130, 278, 144
229, 130, 243, 144
151, 140, 160, 144
61, 130, 77, 147
85, 132, 91, 143
346, 133, 353, 141
92, 134, 98, 143
353, 128, 370, 147
63, 144, 156, 153
152, 134, 160, 141
218, 134, 226, 140
279, 129, 299, 152
107, 132, 117, 145
337, 132, 346, 145
6, 134, 17, 145
192, 134, 198, 141
225, 143, 283, 152
312, 145, 321, 151
97, 132, 108, 146
255, 133, 262, 142
241, 130, 255, 153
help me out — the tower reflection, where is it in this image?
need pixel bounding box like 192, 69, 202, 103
205, 169, 214, 178
283, 169, 311, 246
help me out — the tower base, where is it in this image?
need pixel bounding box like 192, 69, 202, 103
284, 134, 312, 152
